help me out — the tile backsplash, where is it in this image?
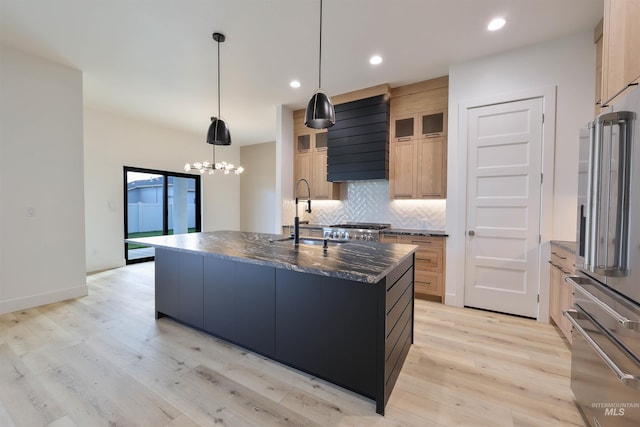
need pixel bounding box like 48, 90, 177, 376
283, 180, 446, 230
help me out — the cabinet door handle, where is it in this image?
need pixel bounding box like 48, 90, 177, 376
424, 132, 441, 138
396, 137, 412, 141
412, 240, 431, 245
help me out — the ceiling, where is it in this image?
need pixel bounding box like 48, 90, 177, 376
0, 0, 603, 146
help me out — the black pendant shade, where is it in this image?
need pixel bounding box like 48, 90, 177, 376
207, 116, 231, 145
305, 90, 335, 129
305, 0, 335, 130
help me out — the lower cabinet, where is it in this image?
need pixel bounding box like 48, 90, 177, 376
381, 234, 446, 302
178, 252, 204, 329
155, 248, 179, 319
235, 263, 275, 356
203, 257, 236, 342
548, 244, 576, 344
276, 269, 377, 396
202, 257, 275, 357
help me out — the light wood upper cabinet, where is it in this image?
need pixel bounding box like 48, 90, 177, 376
392, 114, 416, 142
601, 0, 640, 106
293, 110, 341, 200
594, 19, 603, 115
419, 109, 447, 138
389, 77, 448, 199
390, 140, 416, 198
416, 137, 446, 198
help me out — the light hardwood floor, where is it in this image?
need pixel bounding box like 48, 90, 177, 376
0, 262, 584, 426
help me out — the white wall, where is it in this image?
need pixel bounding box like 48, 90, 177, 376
84, 108, 241, 272
276, 105, 294, 232
0, 45, 87, 314
240, 142, 276, 233
446, 31, 596, 309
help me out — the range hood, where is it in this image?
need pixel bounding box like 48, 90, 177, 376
327, 95, 389, 181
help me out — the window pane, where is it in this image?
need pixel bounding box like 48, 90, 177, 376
126, 171, 164, 261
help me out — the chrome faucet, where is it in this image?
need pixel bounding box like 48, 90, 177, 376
294, 178, 311, 245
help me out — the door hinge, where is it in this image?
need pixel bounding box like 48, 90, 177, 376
539, 235, 542, 243
537, 294, 540, 303
542, 113, 545, 123
540, 173, 543, 184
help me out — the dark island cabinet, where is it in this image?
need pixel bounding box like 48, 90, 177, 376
153, 247, 414, 416
234, 263, 275, 357
202, 257, 276, 357
178, 252, 204, 328
202, 257, 235, 341
276, 270, 377, 397
155, 248, 179, 319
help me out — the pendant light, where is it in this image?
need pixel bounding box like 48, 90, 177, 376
208, 32, 231, 145
305, 0, 335, 129
184, 32, 243, 175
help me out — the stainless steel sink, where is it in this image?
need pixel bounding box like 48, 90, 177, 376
299, 238, 347, 246
269, 236, 347, 247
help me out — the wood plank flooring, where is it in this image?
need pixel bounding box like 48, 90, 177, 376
0, 262, 584, 426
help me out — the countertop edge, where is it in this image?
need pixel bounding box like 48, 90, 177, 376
550, 240, 577, 255
381, 229, 448, 237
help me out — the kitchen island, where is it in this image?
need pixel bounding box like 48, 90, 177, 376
126, 230, 416, 415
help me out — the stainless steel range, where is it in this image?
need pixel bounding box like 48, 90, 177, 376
323, 222, 390, 241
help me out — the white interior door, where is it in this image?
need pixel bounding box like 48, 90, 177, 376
464, 98, 543, 318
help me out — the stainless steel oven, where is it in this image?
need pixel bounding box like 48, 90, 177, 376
566, 88, 640, 426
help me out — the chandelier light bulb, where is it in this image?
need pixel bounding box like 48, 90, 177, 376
184, 163, 191, 171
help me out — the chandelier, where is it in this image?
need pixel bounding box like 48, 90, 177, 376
184, 144, 243, 175
184, 32, 243, 175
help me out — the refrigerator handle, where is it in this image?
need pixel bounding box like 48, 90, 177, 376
586, 112, 634, 276
584, 120, 599, 272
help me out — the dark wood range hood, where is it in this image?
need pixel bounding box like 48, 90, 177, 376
327, 94, 389, 182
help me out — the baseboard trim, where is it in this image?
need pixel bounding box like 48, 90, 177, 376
0, 285, 88, 315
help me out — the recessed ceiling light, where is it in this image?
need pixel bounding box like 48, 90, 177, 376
369, 55, 383, 65
290, 80, 301, 88
487, 17, 506, 31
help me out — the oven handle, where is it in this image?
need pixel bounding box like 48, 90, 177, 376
565, 275, 640, 332
563, 310, 640, 390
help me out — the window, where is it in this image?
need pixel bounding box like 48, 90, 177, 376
124, 166, 201, 264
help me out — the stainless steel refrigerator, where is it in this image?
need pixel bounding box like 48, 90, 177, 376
566, 88, 640, 426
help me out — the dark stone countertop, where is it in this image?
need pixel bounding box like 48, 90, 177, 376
381, 228, 448, 237
126, 230, 417, 284
550, 240, 577, 255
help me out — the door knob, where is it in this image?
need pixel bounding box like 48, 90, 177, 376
468, 230, 475, 236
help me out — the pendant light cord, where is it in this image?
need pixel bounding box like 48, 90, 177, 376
318, 0, 323, 89
217, 38, 221, 118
